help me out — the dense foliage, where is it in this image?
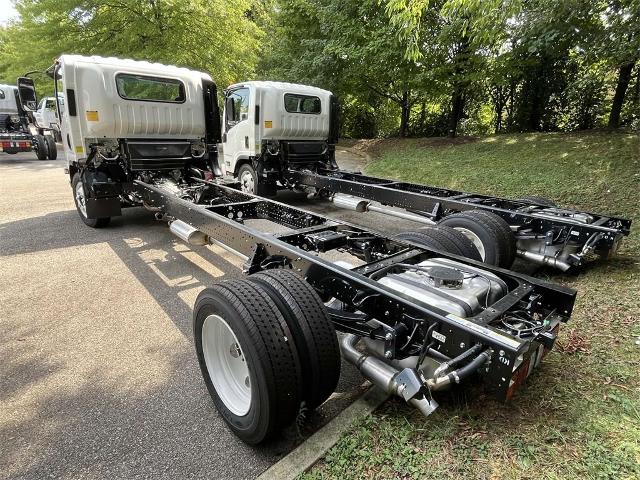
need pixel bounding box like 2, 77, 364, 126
0, 0, 638, 137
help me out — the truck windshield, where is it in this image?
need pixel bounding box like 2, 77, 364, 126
284, 93, 321, 114
116, 74, 185, 103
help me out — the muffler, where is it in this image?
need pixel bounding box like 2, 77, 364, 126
169, 219, 208, 246
330, 194, 436, 225
340, 334, 438, 417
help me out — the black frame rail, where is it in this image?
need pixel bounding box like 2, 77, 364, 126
133, 178, 576, 400
286, 168, 631, 257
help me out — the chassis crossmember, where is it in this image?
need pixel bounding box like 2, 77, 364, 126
133, 176, 576, 410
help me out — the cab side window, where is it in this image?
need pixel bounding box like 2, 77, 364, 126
225, 88, 250, 129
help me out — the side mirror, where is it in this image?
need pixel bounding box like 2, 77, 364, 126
225, 96, 236, 127
17, 77, 38, 112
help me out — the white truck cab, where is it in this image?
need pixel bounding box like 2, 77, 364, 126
222, 81, 339, 195
34, 95, 64, 140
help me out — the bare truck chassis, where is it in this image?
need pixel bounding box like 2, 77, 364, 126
285, 168, 631, 271
134, 174, 575, 442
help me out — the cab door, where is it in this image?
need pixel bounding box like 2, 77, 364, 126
222, 86, 253, 175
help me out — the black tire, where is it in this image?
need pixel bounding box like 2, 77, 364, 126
249, 269, 340, 410
395, 226, 482, 261
237, 163, 273, 197
193, 280, 303, 444
35, 135, 47, 160
45, 136, 57, 160
438, 210, 516, 268
238, 163, 258, 195
71, 173, 111, 228
517, 195, 556, 207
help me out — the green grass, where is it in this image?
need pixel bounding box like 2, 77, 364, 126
303, 132, 640, 480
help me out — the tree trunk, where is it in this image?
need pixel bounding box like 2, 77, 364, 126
608, 61, 636, 129
447, 37, 470, 138
400, 91, 410, 137
448, 87, 464, 137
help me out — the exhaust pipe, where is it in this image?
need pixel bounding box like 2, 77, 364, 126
169, 219, 208, 246
330, 194, 435, 225
340, 334, 438, 417
516, 249, 571, 271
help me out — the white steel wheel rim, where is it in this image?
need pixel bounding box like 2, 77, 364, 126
454, 227, 486, 260
240, 170, 255, 194
75, 180, 88, 218
202, 314, 252, 416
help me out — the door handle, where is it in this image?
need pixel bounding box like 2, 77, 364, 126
245, 136, 249, 148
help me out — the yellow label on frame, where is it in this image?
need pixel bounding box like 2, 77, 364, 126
86, 110, 99, 121
75, 146, 84, 153
264, 120, 273, 128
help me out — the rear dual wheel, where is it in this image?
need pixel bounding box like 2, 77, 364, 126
395, 225, 482, 261
193, 271, 339, 444
437, 210, 516, 269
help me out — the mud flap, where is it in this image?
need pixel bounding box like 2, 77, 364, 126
85, 197, 121, 219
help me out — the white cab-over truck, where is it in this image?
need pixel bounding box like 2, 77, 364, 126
221, 81, 338, 196
33, 95, 64, 141
15, 55, 578, 444
0, 83, 57, 159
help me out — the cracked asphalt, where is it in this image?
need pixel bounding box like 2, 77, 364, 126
0, 147, 420, 480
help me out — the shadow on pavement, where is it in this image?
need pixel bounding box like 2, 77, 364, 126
1, 206, 365, 480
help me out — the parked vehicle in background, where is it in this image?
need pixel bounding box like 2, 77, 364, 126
34, 95, 64, 142
0, 83, 57, 160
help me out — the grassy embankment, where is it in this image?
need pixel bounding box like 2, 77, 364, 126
304, 132, 640, 480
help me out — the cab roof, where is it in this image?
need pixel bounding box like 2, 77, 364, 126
227, 81, 332, 97
57, 55, 213, 83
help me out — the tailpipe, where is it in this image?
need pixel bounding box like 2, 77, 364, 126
169, 219, 208, 246
340, 334, 438, 417
516, 249, 572, 271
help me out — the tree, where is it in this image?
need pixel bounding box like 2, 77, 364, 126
602, 0, 640, 128
0, 0, 264, 89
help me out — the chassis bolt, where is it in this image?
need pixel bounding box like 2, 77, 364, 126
385, 333, 393, 341
384, 350, 393, 359
499, 350, 505, 356
459, 342, 465, 349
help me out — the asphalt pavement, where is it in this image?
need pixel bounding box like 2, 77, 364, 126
0, 147, 422, 480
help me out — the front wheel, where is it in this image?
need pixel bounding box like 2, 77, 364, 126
237, 163, 275, 197
238, 163, 258, 195
45, 136, 57, 160
72, 173, 110, 228
35, 135, 47, 160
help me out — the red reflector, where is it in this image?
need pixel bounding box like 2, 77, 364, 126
506, 361, 530, 401
20, 142, 29, 148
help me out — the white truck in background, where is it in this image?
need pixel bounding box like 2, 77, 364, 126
33, 94, 64, 141
221, 81, 338, 196
0, 83, 57, 159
